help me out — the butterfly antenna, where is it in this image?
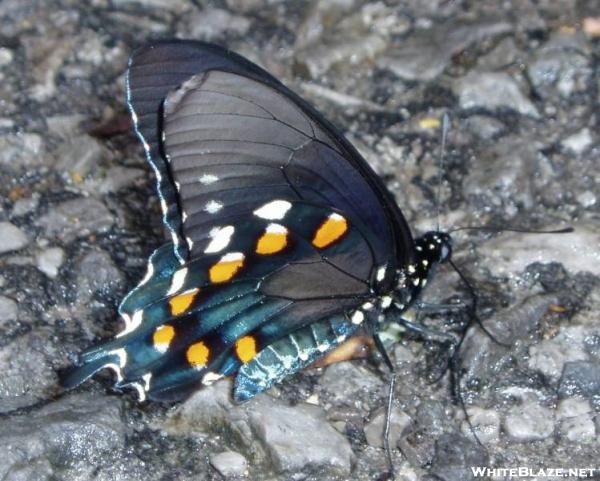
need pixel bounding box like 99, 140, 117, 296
436, 113, 450, 233
449, 226, 574, 235
372, 333, 397, 480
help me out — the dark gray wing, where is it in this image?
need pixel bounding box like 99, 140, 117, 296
127, 41, 415, 276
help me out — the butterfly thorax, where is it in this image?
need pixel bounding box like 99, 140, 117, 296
391, 231, 452, 312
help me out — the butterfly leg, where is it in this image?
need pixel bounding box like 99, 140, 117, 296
372, 333, 397, 480
395, 316, 457, 345
413, 300, 466, 312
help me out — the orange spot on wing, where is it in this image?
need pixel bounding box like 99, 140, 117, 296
312, 213, 348, 248
153, 325, 175, 352
187, 341, 210, 368
169, 287, 200, 316
256, 224, 288, 255
209, 253, 245, 283
235, 335, 257, 363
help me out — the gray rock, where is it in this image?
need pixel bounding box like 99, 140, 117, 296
0, 332, 59, 413
0, 222, 29, 254
478, 223, 600, 277
210, 450, 248, 478
55, 135, 111, 180
454, 71, 539, 117
11, 193, 40, 217
296, 33, 386, 79
429, 433, 487, 481
477, 37, 520, 70
37, 197, 114, 243
0, 133, 44, 167
76, 249, 123, 300
112, 0, 191, 11
576, 190, 597, 208
504, 401, 554, 441
294, 0, 359, 50
364, 406, 412, 448
98, 166, 146, 194
561, 128, 593, 155
380, 20, 511, 81
181, 8, 251, 40
528, 325, 590, 380
0, 295, 18, 325
36, 247, 65, 278
319, 361, 383, 403
558, 361, 600, 398
463, 115, 506, 140
164, 380, 353, 476
0, 47, 14, 66
461, 407, 501, 444
556, 398, 595, 443
463, 136, 539, 210
0, 393, 125, 480
528, 32, 593, 99
248, 397, 354, 475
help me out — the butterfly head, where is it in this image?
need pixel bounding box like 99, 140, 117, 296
417, 231, 452, 265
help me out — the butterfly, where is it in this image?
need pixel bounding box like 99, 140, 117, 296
62, 40, 454, 405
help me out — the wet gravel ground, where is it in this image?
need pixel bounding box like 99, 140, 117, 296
1, 1, 599, 480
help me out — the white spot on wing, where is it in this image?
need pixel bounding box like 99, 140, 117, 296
351, 310, 365, 325
204, 226, 235, 254
181, 211, 188, 223
130, 382, 146, 401
110, 348, 128, 368
117, 309, 143, 338
376, 266, 386, 282
221, 252, 245, 263
329, 212, 344, 222
142, 373, 152, 391
200, 174, 219, 185
186, 236, 194, 250
139, 258, 155, 287
167, 267, 188, 296
204, 200, 223, 214
380, 296, 392, 309
265, 223, 288, 234
253, 200, 292, 220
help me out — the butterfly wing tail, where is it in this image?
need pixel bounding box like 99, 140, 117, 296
60, 347, 123, 390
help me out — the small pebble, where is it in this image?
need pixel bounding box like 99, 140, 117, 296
561, 128, 593, 155
504, 401, 554, 441
0, 295, 18, 325
36, 247, 65, 278
210, 451, 248, 478
364, 406, 412, 448
0, 222, 29, 254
